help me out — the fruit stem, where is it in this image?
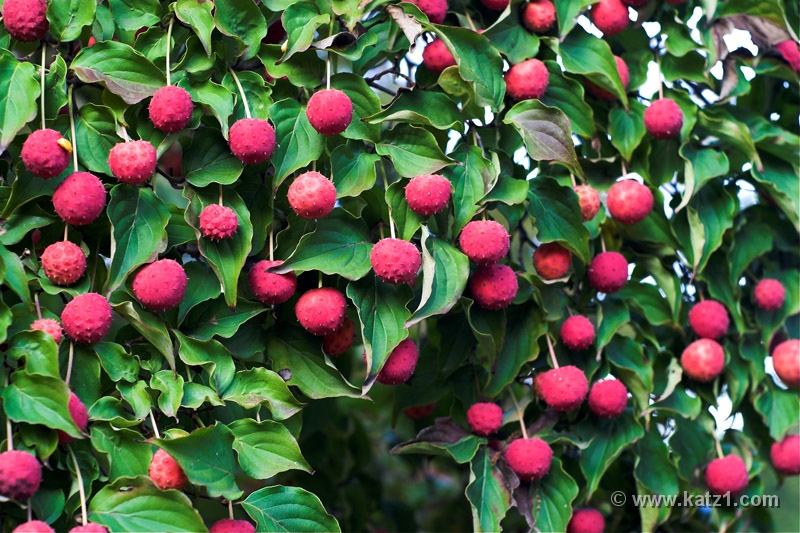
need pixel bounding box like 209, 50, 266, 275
218, 183, 224, 206
64, 223, 69, 241
464, 11, 477, 32
149, 409, 161, 439
68, 445, 89, 526
509, 390, 528, 439
388, 214, 396, 240
570, 173, 577, 187
600, 235, 606, 254
268, 226, 274, 262
68, 85, 79, 172
5, 407, 13, 451
65, 342, 75, 385
166, 16, 175, 86
318, 271, 323, 288
40, 44, 46, 129
545, 334, 559, 369
326, 52, 331, 91
34, 293, 42, 320
228, 67, 252, 119
656, 57, 664, 100
621, 160, 628, 177
228, 500, 234, 520
714, 436, 724, 459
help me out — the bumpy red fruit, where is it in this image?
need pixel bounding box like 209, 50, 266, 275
588, 379, 628, 418
248, 260, 297, 305
588, 251, 628, 293
370, 238, 422, 284
149, 449, 188, 490
61, 293, 113, 344
688, 299, 729, 340
504, 437, 553, 481
296, 287, 347, 336
31, 318, 63, 344
404, 403, 437, 419
560, 315, 595, 350
377, 338, 419, 385
69, 523, 109, 533
754, 278, 786, 311
466, 402, 503, 436
0, 450, 42, 501
132, 259, 188, 312
323, 316, 355, 356
53, 172, 106, 226
459, 220, 510, 265
574, 185, 601, 221
408, 0, 447, 23
422, 39, 456, 74
705, 455, 749, 495
200, 204, 239, 241
306, 89, 353, 136
405, 174, 452, 216
538, 365, 589, 412
41, 241, 87, 285
288, 171, 337, 219
607, 180, 654, 224
149, 85, 193, 132
567, 509, 605, 533
772, 339, 800, 387
13, 521, 54, 533
208, 519, 256, 533
469, 264, 518, 310
586, 56, 630, 101
21, 129, 71, 178
771, 435, 800, 476
522, 0, 556, 33
229, 118, 277, 164
505, 58, 549, 101
644, 98, 683, 139
590, 0, 629, 36
775, 40, 800, 72
533, 242, 572, 280
57, 392, 89, 444
681, 339, 725, 382
2, 0, 49, 42
108, 140, 157, 184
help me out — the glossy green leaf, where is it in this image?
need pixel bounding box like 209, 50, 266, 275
175, 0, 215, 57
213, 0, 267, 60
330, 143, 380, 198
271, 98, 324, 187
606, 335, 654, 412
483, 305, 545, 398
110, 298, 175, 370
94, 342, 139, 383
559, 28, 628, 106
183, 128, 244, 186
466, 447, 512, 532
74, 104, 118, 175
184, 298, 267, 340
230, 419, 312, 479
366, 90, 462, 130
48, 0, 96, 42
243, 485, 340, 533
392, 418, 483, 464
529, 456, 579, 533
0, 50, 39, 153
331, 73, 381, 142
281, 2, 330, 62
527, 178, 590, 263
376, 124, 454, 178
608, 101, 647, 162
91, 425, 152, 479
542, 61, 596, 138
222, 368, 304, 420
754, 384, 800, 440
447, 145, 499, 233
3, 371, 82, 439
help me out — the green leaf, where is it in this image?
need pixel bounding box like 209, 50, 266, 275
529, 456, 580, 533
184, 298, 267, 340
729, 221, 773, 286
481, 175, 529, 206
559, 28, 628, 106
88, 476, 207, 533
447, 145, 499, 233
608, 101, 647, 162
259, 46, 325, 88
173, 331, 236, 394
177, 261, 222, 324
183, 128, 244, 187
185, 79, 234, 137
110, 298, 176, 370
671, 416, 715, 481
606, 335, 654, 412
94, 342, 139, 383
690, 181, 737, 274
527, 178, 590, 263
596, 298, 630, 355
753, 384, 800, 440
385, 180, 422, 242
213, 0, 268, 60
483, 305, 545, 398
106, 185, 170, 293
271, 98, 324, 187
483, 7, 540, 65
71, 41, 165, 104
3, 371, 82, 439
331, 73, 381, 142
222, 368, 304, 420
108, 0, 161, 31
676, 143, 730, 213
366, 90, 462, 130
230, 419, 312, 479
281, 2, 331, 62
0, 50, 39, 153
175, 0, 215, 57
618, 282, 673, 327
150, 370, 184, 419
698, 108, 762, 171
376, 124, 454, 178
74, 104, 118, 175
0, 244, 31, 307
91, 425, 152, 479
47, 0, 96, 42
466, 447, 512, 533
6, 331, 60, 378
330, 143, 379, 198
634, 428, 679, 526
541, 61, 596, 138
243, 485, 340, 532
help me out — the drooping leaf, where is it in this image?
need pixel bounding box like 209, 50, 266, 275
242, 485, 340, 533
0, 50, 39, 153
376, 123, 455, 178
230, 419, 313, 479
466, 447, 512, 532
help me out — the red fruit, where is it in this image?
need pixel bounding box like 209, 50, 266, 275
69, 524, 109, 533
621, 0, 648, 6
405, 173, 452, 216
2, 0, 49, 42
533, 242, 572, 280
149, 449, 188, 491
772, 339, 800, 387
404, 403, 437, 419
53, 172, 106, 226
538, 365, 589, 412
680, 338, 725, 382
590, 0, 629, 36
505, 58, 549, 101
422, 39, 456, 74
377, 338, 419, 385
607, 179, 654, 224
644, 98, 683, 139
0, 450, 42, 501
665, 0, 688, 3
61, 293, 113, 344
208, 519, 256, 533
754, 278, 786, 311
522, 0, 556, 33
41, 241, 87, 286
87, 36, 97, 47
567, 508, 605, 533
306, 89, 353, 136
20, 129, 71, 179
466, 402, 503, 436
200, 204, 239, 241
370, 238, 422, 284
705, 454, 749, 495
323, 316, 356, 356
132, 259, 188, 312
264, 21, 287, 45
13, 521, 54, 533
108, 140, 157, 184
287, 171, 337, 219
31, 318, 63, 344
688, 300, 729, 340
295, 287, 347, 336
408, 0, 447, 24
469, 264, 518, 310
770, 434, 800, 475
574, 185, 601, 222
149, 85, 193, 132
775, 40, 800, 72
504, 437, 553, 482
229, 118, 277, 165
57, 392, 89, 444
586, 56, 630, 101
248, 260, 297, 305
587, 379, 628, 418
560, 315, 595, 350
459, 220, 510, 265
588, 251, 628, 293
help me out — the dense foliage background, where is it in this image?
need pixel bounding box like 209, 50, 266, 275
0, 0, 798, 531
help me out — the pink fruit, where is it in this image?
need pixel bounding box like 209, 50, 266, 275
590, 0, 629, 36
370, 238, 422, 284
522, 0, 556, 34
2, 0, 49, 42
466, 402, 503, 436
323, 316, 356, 356
567, 509, 605, 533
132, 259, 188, 312
13, 521, 54, 533
149, 85, 193, 132
754, 279, 786, 311
149, 449, 188, 490
199, 204, 239, 241
574, 185, 601, 222
405, 174, 452, 216
459, 220, 510, 265
533, 242, 572, 280
607, 179, 654, 224
586, 56, 630, 101
295, 287, 347, 336
560, 315, 595, 350
41, 241, 87, 286
505, 58, 549, 101
504, 437, 552, 481
408, 0, 447, 24
587, 379, 628, 418
688, 300, 729, 340
772, 339, 800, 387
229, 118, 277, 164
52, 172, 106, 226
69, 524, 109, 533
108, 140, 158, 184
0, 449, 42, 501
644, 98, 684, 139
538, 365, 589, 412
287, 171, 337, 219
770, 434, 800, 476
376, 338, 419, 385
422, 39, 456, 74
680, 339, 725, 382
248, 260, 297, 305
480, 0, 509, 10
775, 40, 800, 72
306, 89, 353, 136
61, 293, 113, 344
57, 392, 89, 444
705, 454, 749, 495
469, 264, 518, 310
588, 251, 628, 293
31, 318, 63, 344
20, 129, 71, 179
208, 519, 256, 533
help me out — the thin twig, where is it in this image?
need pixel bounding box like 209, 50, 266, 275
165, 17, 175, 86
509, 391, 528, 439
65, 342, 75, 385
40, 45, 46, 129
68, 445, 88, 526
545, 335, 559, 369
149, 409, 161, 439
68, 85, 79, 171
228, 67, 251, 119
